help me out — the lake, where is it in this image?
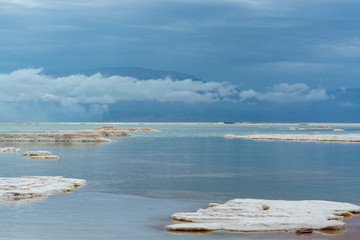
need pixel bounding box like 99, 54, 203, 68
0, 123, 359, 239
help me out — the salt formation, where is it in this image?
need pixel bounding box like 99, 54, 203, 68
224, 134, 360, 143
22, 151, 59, 159
0, 176, 86, 204
317, 125, 330, 128
0, 126, 157, 143
0, 147, 21, 153
93, 125, 157, 133
61, 126, 131, 138
0, 132, 115, 143
166, 199, 360, 234
286, 126, 332, 131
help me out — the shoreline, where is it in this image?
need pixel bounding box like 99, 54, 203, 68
0, 122, 360, 125
224, 133, 360, 143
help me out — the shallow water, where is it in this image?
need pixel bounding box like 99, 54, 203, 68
0, 123, 359, 239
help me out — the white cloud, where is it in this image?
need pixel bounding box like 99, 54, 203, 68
0, 68, 237, 105
239, 89, 261, 100
317, 38, 360, 58
0, 69, 330, 115
239, 83, 329, 102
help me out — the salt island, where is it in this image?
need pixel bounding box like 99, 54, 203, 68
0, 126, 157, 143
0, 176, 86, 205
224, 134, 360, 143
166, 198, 360, 235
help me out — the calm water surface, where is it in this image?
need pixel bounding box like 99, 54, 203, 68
0, 123, 359, 239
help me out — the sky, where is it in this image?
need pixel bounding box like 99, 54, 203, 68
0, 0, 359, 122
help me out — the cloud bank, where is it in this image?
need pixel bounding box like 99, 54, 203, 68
0, 68, 238, 105
0, 69, 329, 107
239, 83, 329, 103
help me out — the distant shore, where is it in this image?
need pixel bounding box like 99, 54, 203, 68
1, 122, 360, 125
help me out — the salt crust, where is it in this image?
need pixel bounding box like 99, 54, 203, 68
224, 134, 360, 142
22, 151, 59, 159
0, 147, 21, 153
166, 199, 360, 234
0, 176, 86, 204
287, 127, 332, 131
0, 126, 156, 143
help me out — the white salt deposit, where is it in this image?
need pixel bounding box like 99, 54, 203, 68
0, 126, 157, 143
22, 151, 60, 159
0, 147, 21, 153
0, 176, 86, 204
0, 132, 115, 143
166, 199, 360, 234
286, 127, 331, 131
22, 150, 52, 156
224, 134, 360, 142
29, 155, 60, 159
93, 125, 158, 133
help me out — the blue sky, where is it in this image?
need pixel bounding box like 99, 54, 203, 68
0, 0, 359, 122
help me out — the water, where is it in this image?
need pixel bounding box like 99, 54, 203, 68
0, 123, 360, 239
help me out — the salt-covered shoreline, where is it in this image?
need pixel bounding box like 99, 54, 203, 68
1, 121, 360, 124
166, 198, 360, 235
0, 176, 86, 205
224, 134, 360, 143
0, 132, 115, 143
0, 126, 157, 143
